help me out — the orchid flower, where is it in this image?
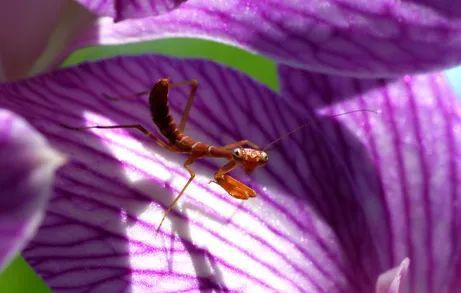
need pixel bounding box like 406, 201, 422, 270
2, 1, 461, 292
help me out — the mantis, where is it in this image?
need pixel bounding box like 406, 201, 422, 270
65, 78, 268, 231
65, 78, 376, 231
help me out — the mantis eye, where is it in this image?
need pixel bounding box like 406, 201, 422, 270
232, 148, 242, 158
261, 152, 269, 162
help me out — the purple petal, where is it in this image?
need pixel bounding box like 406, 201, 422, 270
376, 258, 409, 293
0, 1, 94, 81
279, 65, 461, 292
0, 55, 357, 291
0, 109, 65, 270
3, 55, 460, 292
75, 0, 187, 20
71, 1, 461, 77
74, 0, 115, 18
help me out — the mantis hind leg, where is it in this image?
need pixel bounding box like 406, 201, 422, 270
101, 78, 199, 132
157, 156, 197, 232
168, 80, 199, 132
102, 90, 149, 101
61, 123, 176, 151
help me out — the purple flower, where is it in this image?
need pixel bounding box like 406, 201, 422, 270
69, 0, 461, 76
0, 110, 65, 270
1, 1, 461, 292
0, 1, 95, 82
74, 0, 186, 20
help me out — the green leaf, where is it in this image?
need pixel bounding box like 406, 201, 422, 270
0, 255, 51, 293
63, 38, 278, 90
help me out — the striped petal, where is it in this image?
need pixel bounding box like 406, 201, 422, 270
0, 55, 355, 292
75, 0, 186, 20
2, 54, 460, 292
0, 1, 94, 81
279, 65, 461, 292
71, 1, 461, 77
0, 110, 65, 271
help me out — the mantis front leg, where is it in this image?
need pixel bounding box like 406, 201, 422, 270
213, 161, 256, 200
